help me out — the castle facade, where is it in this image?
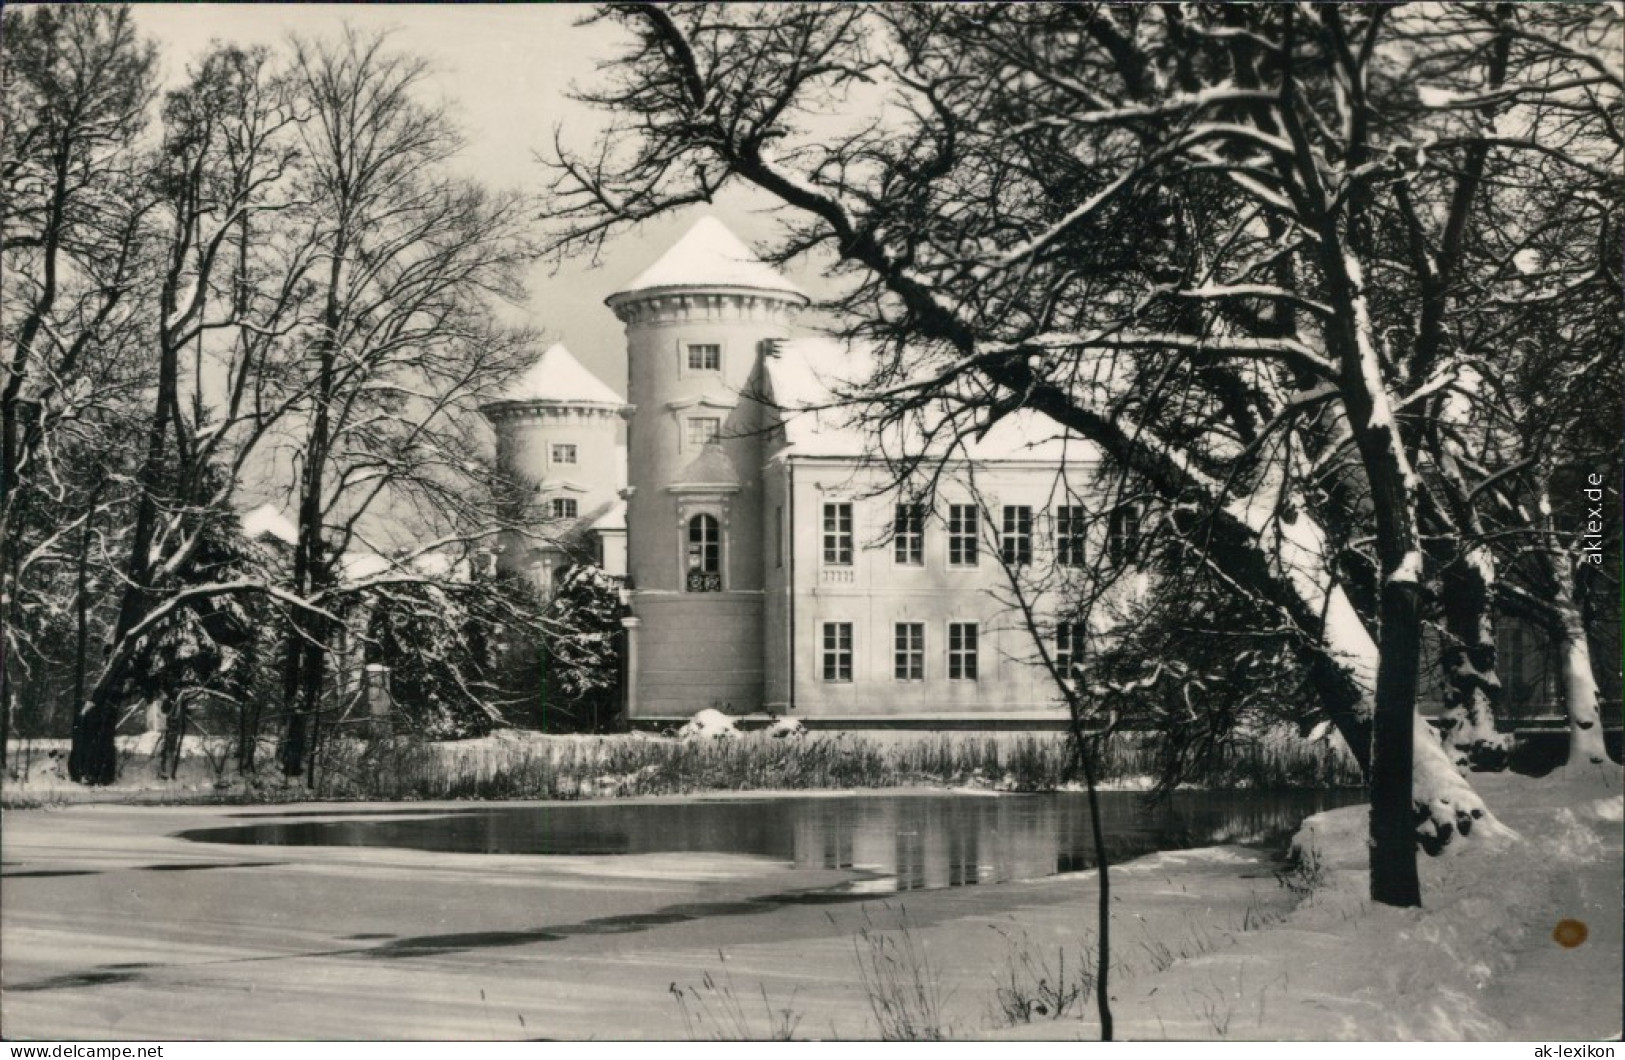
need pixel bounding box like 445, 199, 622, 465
480, 217, 1586, 729
482, 217, 1118, 725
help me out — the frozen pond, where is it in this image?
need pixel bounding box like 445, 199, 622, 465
182, 790, 1361, 894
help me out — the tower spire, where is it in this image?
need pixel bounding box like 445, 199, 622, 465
608, 216, 808, 306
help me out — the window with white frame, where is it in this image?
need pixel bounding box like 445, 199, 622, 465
686, 513, 721, 591
1001, 505, 1033, 565
948, 504, 979, 566
823, 501, 853, 565
550, 498, 578, 520
894, 502, 925, 565
686, 417, 722, 448
894, 622, 924, 680
822, 622, 853, 681
1056, 505, 1087, 567
686, 343, 722, 372
550, 443, 577, 465
1108, 502, 1144, 565
1056, 622, 1087, 683
948, 622, 979, 680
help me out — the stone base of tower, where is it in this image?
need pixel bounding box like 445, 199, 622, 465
626, 592, 764, 719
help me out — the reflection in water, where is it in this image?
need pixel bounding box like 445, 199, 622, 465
181, 791, 1360, 895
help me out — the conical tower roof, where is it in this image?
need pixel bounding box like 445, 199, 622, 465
489, 343, 623, 408
610, 216, 809, 304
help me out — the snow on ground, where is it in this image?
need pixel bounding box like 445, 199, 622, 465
4, 734, 1618, 1040
1000, 761, 1623, 1041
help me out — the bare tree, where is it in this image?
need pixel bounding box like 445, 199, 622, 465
0, 5, 157, 765
543, 3, 1618, 904
70, 41, 311, 784
273, 29, 534, 777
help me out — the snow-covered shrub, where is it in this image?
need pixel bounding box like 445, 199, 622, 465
764, 716, 808, 739
1084, 542, 1330, 797
676, 708, 739, 740
365, 579, 505, 740
531, 564, 624, 732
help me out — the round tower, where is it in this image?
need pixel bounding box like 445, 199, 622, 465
480, 342, 627, 588
605, 216, 808, 721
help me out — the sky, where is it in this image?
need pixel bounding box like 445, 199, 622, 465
126, 3, 818, 399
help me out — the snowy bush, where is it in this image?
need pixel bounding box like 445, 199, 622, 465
676, 708, 740, 740
764, 717, 808, 739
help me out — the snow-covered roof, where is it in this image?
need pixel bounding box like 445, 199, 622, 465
339, 548, 466, 584
588, 499, 627, 533
674, 444, 740, 485
611, 217, 809, 303
342, 551, 392, 583
241, 503, 297, 546
764, 337, 1101, 465
489, 343, 623, 407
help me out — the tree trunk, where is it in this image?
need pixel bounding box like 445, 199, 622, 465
278, 244, 343, 779
1370, 579, 1424, 903
72, 273, 185, 785
1551, 561, 1610, 767
1437, 547, 1510, 771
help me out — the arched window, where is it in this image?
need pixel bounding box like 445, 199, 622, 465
686, 513, 721, 592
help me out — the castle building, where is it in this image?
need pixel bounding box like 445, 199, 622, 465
484, 217, 1107, 726
483, 217, 1605, 732
480, 341, 629, 587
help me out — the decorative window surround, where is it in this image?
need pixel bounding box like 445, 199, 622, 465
671, 486, 737, 592
666, 394, 739, 452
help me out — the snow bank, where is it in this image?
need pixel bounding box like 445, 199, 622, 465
1265, 765, 1623, 1040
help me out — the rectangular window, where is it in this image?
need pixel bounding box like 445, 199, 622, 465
823, 502, 853, 565
893, 502, 925, 565
894, 622, 924, 681
1056, 505, 1087, 567
775, 505, 785, 569
550, 443, 577, 465
948, 622, 979, 680
948, 504, 978, 567
686, 343, 722, 371
550, 498, 578, 520
1056, 622, 1087, 683
1108, 502, 1144, 565
822, 622, 853, 682
687, 417, 721, 447
1001, 505, 1033, 566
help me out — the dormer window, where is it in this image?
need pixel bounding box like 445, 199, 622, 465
687, 417, 722, 447
686, 343, 722, 372
551, 443, 577, 465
